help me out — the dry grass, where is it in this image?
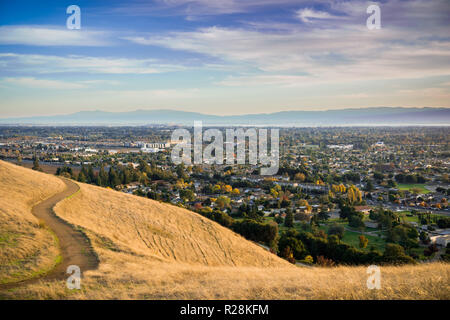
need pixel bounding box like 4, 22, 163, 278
0, 161, 65, 284
54, 182, 288, 268
3, 254, 449, 300
0, 161, 449, 299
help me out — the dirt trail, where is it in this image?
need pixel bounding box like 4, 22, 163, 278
0, 178, 98, 290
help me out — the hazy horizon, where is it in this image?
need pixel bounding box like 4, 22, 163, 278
0, 106, 448, 127
0, 106, 449, 119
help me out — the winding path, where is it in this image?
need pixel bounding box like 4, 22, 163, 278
0, 178, 98, 290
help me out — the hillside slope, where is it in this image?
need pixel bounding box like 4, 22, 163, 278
0, 161, 448, 299
53, 181, 288, 268
0, 161, 65, 284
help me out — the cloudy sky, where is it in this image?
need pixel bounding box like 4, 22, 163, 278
0, 0, 449, 117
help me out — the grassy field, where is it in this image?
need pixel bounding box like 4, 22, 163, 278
273, 217, 386, 252
322, 224, 386, 252
397, 211, 447, 224
1, 161, 449, 300
0, 161, 65, 284
397, 183, 431, 194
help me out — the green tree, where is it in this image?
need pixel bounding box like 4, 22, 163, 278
215, 196, 231, 210
328, 223, 345, 239
79, 165, 88, 182
32, 154, 40, 171
87, 165, 95, 183
77, 171, 87, 183
388, 225, 419, 249
108, 167, 120, 187
284, 209, 294, 228
364, 180, 374, 192
281, 246, 296, 264
274, 215, 283, 224
179, 189, 195, 201
318, 206, 330, 221
98, 165, 108, 187
278, 232, 307, 260
348, 212, 365, 231
339, 203, 356, 220
383, 243, 415, 264
359, 235, 369, 249
419, 231, 430, 244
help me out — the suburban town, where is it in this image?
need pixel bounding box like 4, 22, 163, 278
1, 125, 449, 265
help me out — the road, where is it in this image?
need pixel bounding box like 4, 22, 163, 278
367, 201, 450, 217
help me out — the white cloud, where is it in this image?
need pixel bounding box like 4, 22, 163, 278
218, 74, 310, 87
296, 8, 334, 23
0, 77, 124, 89
337, 93, 371, 99
1, 0, 449, 114
126, 25, 450, 85
0, 26, 111, 46
396, 87, 450, 99
1, 77, 86, 89
122, 0, 450, 87
114, 0, 314, 16
79, 80, 121, 86
99, 88, 201, 99
0, 53, 187, 74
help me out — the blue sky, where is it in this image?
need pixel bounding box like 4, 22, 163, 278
0, 0, 449, 117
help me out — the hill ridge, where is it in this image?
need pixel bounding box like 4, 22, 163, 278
1, 107, 449, 126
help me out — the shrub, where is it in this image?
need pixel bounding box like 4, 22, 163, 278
424, 243, 439, 257
278, 233, 307, 260
437, 217, 450, 229
232, 219, 279, 248
383, 243, 416, 264
301, 255, 314, 264
280, 246, 296, 264
359, 235, 369, 249
328, 223, 345, 239
316, 255, 335, 267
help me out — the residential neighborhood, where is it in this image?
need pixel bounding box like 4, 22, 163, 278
1, 125, 449, 265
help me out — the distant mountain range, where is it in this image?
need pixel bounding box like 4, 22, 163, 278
0, 107, 449, 126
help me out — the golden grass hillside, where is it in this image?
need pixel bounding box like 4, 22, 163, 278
54, 181, 289, 268
0, 162, 448, 299
0, 161, 65, 284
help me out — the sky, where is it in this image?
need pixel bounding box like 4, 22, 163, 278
0, 0, 449, 117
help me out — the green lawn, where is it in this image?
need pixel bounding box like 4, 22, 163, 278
398, 211, 447, 224
270, 217, 387, 252
262, 215, 443, 261
397, 183, 430, 194
319, 223, 386, 252
402, 215, 419, 223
